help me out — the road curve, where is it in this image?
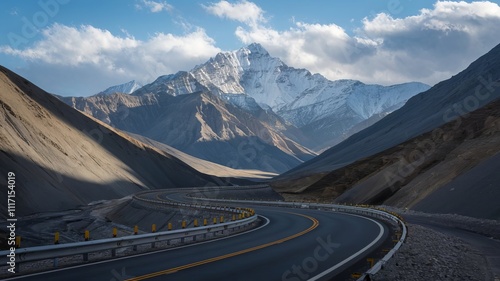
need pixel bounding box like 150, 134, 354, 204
7, 193, 388, 281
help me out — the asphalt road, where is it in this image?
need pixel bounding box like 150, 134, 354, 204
6, 199, 388, 281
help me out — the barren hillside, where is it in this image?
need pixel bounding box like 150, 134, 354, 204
0, 66, 219, 218
274, 99, 500, 220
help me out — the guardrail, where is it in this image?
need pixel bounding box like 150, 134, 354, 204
0, 197, 257, 270
133, 191, 244, 213
188, 196, 407, 280
3, 189, 406, 280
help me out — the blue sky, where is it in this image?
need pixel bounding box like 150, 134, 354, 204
1, 0, 500, 96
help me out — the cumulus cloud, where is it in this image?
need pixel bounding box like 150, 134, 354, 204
355, 1, 500, 83
136, 0, 173, 13
3, 1, 500, 96
0, 23, 220, 95
229, 1, 500, 86
203, 0, 266, 27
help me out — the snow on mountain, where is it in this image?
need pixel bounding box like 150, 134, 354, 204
98, 80, 143, 95
220, 93, 262, 113
191, 43, 321, 110
133, 71, 208, 97
278, 80, 430, 127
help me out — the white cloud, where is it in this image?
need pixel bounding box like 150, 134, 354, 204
230, 1, 500, 86
0, 23, 220, 95
203, 0, 266, 27
3, 1, 500, 96
355, 1, 500, 83
136, 0, 173, 13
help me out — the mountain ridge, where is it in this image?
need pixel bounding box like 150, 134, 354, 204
60, 90, 316, 173
98, 80, 143, 95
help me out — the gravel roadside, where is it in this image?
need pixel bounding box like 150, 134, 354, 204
374, 223, 491, 281
373, 207, 500, 281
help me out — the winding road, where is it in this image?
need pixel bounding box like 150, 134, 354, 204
6, 189, 389, 281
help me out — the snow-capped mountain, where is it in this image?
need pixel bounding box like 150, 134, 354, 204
191, 43, 306, 109
62, 43, 430, 172
146, 43, 323, 109
135, 43, 430, 150
98, 80, 143, 95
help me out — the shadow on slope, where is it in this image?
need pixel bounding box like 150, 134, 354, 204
184, 136, 314, 174
413, 152, 500, 220
276, 98, 500, 220
0, 151, 143, 218
0, 66, 220, 189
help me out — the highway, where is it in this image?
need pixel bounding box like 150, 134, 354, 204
7, 191, 389, 281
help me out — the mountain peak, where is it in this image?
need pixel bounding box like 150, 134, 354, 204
245, 43, 269, 55
98, 80, 142, 95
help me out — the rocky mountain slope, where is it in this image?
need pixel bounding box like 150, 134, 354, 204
129, 133, 277, 180
272, 43, 500, 220
0, 66, 220, 218
62, 91, 315, 173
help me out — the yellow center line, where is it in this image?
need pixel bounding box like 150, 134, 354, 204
125, 212, 319, 281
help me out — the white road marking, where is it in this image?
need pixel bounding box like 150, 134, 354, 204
308, 213, 385, 281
